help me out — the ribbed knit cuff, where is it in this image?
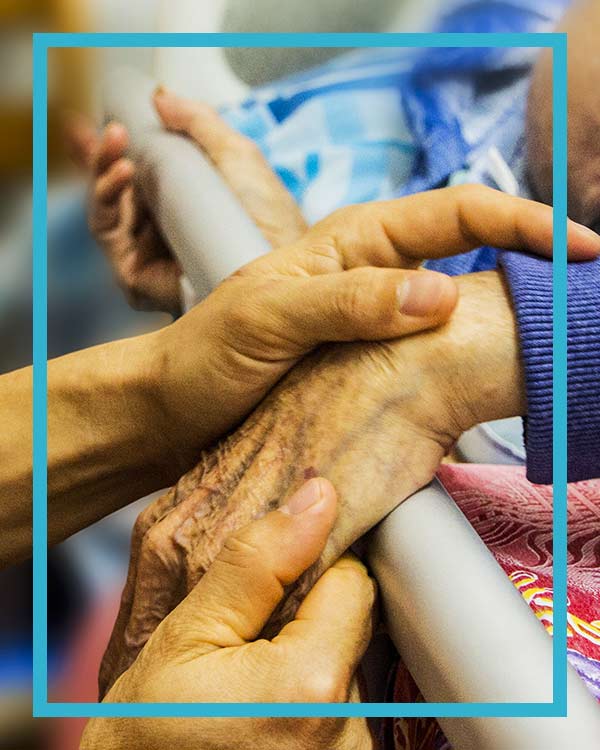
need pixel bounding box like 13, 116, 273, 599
500, 252, 600, 484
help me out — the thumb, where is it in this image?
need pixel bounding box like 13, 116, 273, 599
168, 478, 337, 657
271, 553, 377, 703
260, 266, 458, 351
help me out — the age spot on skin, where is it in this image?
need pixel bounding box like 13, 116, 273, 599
303, 466, 318, 481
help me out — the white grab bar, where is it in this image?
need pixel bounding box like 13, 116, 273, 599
367, 479, 600, 749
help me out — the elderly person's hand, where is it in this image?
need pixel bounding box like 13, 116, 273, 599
65, 89, 307, 315
155, 184, 600, 473
81, 478, 377, 750
99, 186, 600, 695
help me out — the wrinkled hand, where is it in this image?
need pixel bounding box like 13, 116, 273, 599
82, 479, 377, 749
65, 90, 307, 314
68, 87, 599, 315
156, 185, 600, 471
66, 114, 181, 314
99, 187, 600, 697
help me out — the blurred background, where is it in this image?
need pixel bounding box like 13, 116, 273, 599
2, 2, 167, 748
0, 1, 442, 747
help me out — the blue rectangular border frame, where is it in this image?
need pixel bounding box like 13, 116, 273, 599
33, 31, 568, 719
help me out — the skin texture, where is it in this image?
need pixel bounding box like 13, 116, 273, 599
60, 86, 600, 725
2, 199, 464, 567
67, 87, 600, 317
99, 269, 527, 697
82, 480, 377, 749
6, 183, 591, 565
65, 93, 600, 699
527, 0, 600, 230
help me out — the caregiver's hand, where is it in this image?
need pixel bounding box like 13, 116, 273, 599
81, 478, 377, 750
158, 184, 600, 472
98, 187, 600, 696
10, 200, 457, 561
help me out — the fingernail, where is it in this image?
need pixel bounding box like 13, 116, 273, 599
397, 273, 446, 317
279, 478, 324, 515
569, 219, 600, 251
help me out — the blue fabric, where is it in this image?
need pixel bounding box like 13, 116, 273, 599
223, 48, 421, 224
221, 0, 569, 276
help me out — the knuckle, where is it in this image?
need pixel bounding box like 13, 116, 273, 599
331, 559, 377, 604
131, 502, 160, 546
132, 507, 152, 538
453, 183, 499, 217
452, 184, 494, 244
141, 525, 177, 571
123, 288, 145, 311
119, 275, 153, 311
300, 237, 343, 274
219, 530, 264, 569
299, 671, 349, 704
93, 179, 104, 202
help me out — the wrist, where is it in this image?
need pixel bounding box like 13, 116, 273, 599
44, 331, 175, 545
141, 325, 201, 480
148, 316, 232, 478
426, 270, 527, 434
108, 332, 175, 477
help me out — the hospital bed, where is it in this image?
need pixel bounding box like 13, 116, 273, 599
103, 2, 600, 746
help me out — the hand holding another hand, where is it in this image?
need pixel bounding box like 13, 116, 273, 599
156, 183, 600, 471
100, 185, 600, 695
82, 479, 377, 750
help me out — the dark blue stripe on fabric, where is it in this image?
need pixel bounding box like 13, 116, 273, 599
267, 73, 406, 123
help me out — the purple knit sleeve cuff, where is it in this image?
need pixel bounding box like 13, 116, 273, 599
499, 252, 600, 484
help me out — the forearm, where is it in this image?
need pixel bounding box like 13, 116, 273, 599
0, 331, 174, 566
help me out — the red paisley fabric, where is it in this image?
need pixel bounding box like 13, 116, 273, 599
382, 464, 600, 750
